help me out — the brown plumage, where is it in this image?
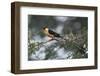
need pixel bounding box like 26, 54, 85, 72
43, 26, 62, 38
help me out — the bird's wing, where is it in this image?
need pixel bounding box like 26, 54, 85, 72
49, 30, 61, 37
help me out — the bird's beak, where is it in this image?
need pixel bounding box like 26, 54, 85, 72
41, 29, 44, 33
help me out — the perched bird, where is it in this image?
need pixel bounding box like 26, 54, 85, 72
43, 26, 62, 38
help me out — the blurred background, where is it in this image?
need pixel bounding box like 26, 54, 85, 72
28, 15, 88, 60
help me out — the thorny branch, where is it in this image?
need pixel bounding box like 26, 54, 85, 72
29, 33, 87, 53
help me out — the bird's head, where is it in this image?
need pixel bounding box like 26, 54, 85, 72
43, 26, 49, 31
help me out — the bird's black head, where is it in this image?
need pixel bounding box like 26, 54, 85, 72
43, 26, 48, 30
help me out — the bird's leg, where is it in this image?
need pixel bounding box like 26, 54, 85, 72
48, 38, 54, 41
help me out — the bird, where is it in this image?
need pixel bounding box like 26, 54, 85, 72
42, 26, 62, 39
